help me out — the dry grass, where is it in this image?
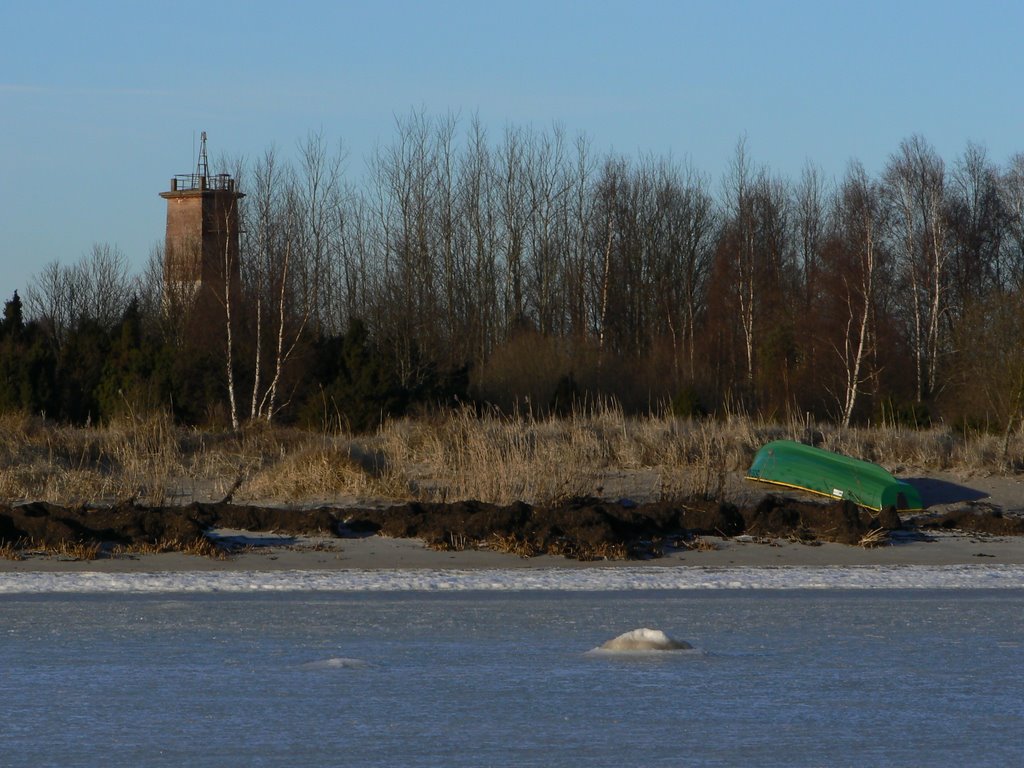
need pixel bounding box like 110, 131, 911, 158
53, 540, 103, 561
0, 539, 26, 560
424, 531, 471, 552
679, 535, 719, 552
375, 403, 770, 504
0, 411, 235, 506
2, 539, 106, 561
0, 535, 231, 562
482, 532, 629, 561
236, 442, 403, 503
485, 532, 543, 558
0, 407, 1020, 508
115, 537, 229, 559
857, 528, 891, 548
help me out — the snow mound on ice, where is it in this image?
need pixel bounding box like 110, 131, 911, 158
595, 627, 692, 652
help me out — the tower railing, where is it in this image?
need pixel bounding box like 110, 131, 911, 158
168, 173, 237, 192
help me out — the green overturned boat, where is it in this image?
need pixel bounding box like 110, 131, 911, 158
746, 440, 923, 512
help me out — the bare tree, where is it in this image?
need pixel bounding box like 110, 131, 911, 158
218, 167, 244, 431
335, 189, 377, 331
832, 162, 885, 426
883, 135, 950, 402
1001, 153, 1024, 292
24, 261, 73, 344
714, 138, 794, 407
948, 142, 1005, 316
295, 129, 345, 333
244, 147, 279, 422
78, 243, 133, 328
721, 138, 758, 392
259, 178, 304, 421
565, 133, 596, 342
795, 163, 828, 310
242, 150, 318, 423
592, 156, 628, 357
497, 125, 530, 330
654, 158, 716, 381
525, 124, 573, 337
433, 112, 460, 360
456, 115, 502, 365
371, 108, 443, 388
24, 243, 133, 344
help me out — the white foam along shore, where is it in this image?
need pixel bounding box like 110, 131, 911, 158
2, 564, 1024, 594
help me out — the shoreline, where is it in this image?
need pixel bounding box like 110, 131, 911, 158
2, 468, 1022, 575
3, 528, 1024, 573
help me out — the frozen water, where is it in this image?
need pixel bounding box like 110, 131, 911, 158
1, 564, 1023, 593
299, 656, 372, 670
2, 590, 1022, 767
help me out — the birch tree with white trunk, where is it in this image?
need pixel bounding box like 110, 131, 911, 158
835, 162, 884, 427
883, 135, 950, 402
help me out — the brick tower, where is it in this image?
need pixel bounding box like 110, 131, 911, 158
159, 132, 244, 303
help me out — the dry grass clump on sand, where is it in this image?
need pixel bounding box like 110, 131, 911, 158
477, 532, 629, 561
0, 406, 1021, 508
234, 440, 404, 503
483, 533, 543, 558
0, 539, 103, 562
113, 537, 229, 559
0, 539, 26, 561
857, 528, 890, 548
678, 535, 719, 552
0, 536, 230, 562
54, 540, 104, 561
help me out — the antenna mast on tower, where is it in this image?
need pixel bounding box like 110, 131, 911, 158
196, 130, 209, 184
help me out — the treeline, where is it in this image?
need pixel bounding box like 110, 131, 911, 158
6, 113, 1024, 432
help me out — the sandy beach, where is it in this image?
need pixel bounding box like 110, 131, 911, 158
2, 527, 1024, 573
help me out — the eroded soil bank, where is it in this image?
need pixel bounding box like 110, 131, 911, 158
2, 495, 1022, 561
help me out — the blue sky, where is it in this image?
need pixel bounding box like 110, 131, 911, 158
2, 0, 1022, 297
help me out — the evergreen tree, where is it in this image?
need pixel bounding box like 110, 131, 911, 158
300, 319, 405, 432
0, 291, 24, 339
56, 318, 111, 423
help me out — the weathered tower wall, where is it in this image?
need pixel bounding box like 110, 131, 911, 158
159, 174, 243, 302
159, 132, 244, 312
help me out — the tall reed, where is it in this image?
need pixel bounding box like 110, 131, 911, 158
0, 407, 1019, 507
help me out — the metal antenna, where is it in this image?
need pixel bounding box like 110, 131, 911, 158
196, 131, 209, 182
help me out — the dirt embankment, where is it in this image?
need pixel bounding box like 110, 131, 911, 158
2, 495, 1021, 560
0, 502, 336, 551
